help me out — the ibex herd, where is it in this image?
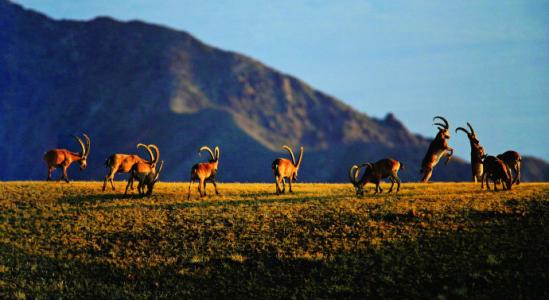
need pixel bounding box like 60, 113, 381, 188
43, 116, 523, 197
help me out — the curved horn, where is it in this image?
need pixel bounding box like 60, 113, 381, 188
73, 135, 85, 156
433, 122, 447, 128
282, 145, 296, 165
82, 133, 91, 157
433, 116, 449, 129
148, 144, 160, 164
154, 160, 164, 182
467, 122, 476, 136
214, 146, 220, 161
295, 147, 304, 169
137, 143, 154, 162
199, 146, 215, 161
349, 165, 359, 184
455, 127, 470, 135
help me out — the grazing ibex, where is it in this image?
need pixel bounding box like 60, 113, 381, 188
272, 145, 304, 194
103, 143, 157, 191
481, 155, 512, 191
43, 133, 90, 182
187, 146, 220, 199
497, 150, 522, 185
420, 116, 454, 183
126, 160, 164, 196
455, 122, 485, 182
124, 144, 160, 195
349, 158, 403, 195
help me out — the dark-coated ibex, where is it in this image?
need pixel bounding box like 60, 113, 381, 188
481, 155, 512, 191
272, 145, 304, 194
43, 133, 90, 182
497, 150, 522, 185
420, 116, 453, 183
349, 158, 403, 195
187, 146, 220, 199
455, 122, 485, 182
124, 144, 160, 195
126, 160, 164, 196
103, 143, 157, 191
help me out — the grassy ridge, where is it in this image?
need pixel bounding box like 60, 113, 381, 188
1, 182, 548, 299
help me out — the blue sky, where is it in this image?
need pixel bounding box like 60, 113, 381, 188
15, 0, 549, 160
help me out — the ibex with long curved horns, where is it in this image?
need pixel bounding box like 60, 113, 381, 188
126, 159, 164, 197
124, 144, 160, 195
272, 145, 304, 194
497, 150, 522, 185
455, 122, 485, 182
187, 146, 220, 199
420, 116, 454, 183
349, 158, 403, 195
43, 133, 90, 182
103, 143, 157, 191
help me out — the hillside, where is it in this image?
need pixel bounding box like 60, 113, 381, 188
1, 182, 548, 298
0, 0, 547, 182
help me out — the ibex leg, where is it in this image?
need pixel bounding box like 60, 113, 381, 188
211, 178, 220, 195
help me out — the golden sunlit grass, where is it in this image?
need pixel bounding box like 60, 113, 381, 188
1, 181, 548, 298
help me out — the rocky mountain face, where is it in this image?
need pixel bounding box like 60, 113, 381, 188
1, 0, 547, 183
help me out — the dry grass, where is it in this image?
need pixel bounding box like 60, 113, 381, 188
1, 181, 548, 298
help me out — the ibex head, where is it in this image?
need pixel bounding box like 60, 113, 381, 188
282, 145, 304, 181
199, 146, 220, 163
74, 133, 91, 170
455, 122, 480, 145
349, 163, 371, 196
433, 116, 450, 139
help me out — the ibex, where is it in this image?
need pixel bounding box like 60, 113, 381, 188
455, 122, 485, 182
497, 150, 522, 185
124, 144, 160, 196
420, 116, 454, 183
272, 145, 304, 194
43, 133, 90, 182
126, 160, 164, 197
187, 146, 220, 199
349, 158, 403, 195
103, 143, 157, 191
481, 155, 512, 191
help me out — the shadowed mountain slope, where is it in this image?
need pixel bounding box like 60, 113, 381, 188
1, 1, 546, 182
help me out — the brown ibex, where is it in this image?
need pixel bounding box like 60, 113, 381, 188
420, 116, 454, 183
481, 155, 512, 191
497, 150, 522, 185
43, 133, 90, 182
349, 158, 403, 195
126, 160, 164, 197
124, 144, 160, 195
455, 122, 485, 182
272, 145, 304, 194
187, 146, 220, 199
103, 143, 157, 191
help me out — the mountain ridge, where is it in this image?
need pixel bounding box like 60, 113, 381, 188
1, 0, 547, 182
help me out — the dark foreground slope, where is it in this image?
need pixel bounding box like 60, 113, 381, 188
1, 1, 546, 181
1, 182, 548, 298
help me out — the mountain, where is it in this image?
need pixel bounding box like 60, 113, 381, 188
1, 0, 547, 183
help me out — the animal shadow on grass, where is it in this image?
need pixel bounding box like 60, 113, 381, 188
58, 193, 128, 205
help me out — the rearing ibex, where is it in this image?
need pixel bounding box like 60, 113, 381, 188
272, 145, 304, 194
420, 116, 454, 183
43, 133, 90, 183
455, 122, 485, 182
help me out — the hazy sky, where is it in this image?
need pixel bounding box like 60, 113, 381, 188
15, 0, 549, 160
